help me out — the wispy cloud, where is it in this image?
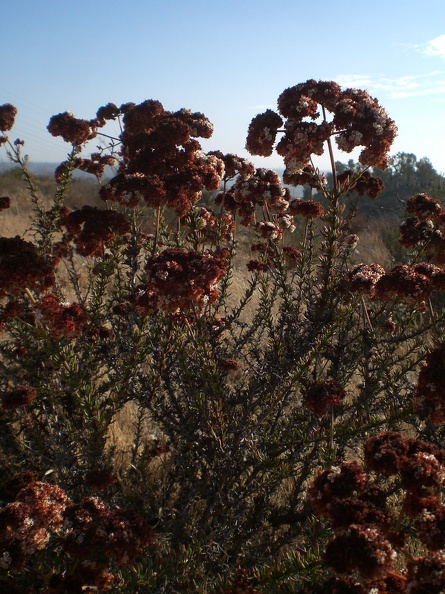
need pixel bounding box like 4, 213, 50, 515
419, 34, 445, 59
336, 72, 445, 100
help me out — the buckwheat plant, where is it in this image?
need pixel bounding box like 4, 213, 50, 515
0, 80, 445, 592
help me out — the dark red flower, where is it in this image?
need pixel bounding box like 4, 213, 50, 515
60, 206, 130, 256
288, 199, 324, 218
0, 104, 17, 131
1, 386, 36, 409
406, 552, 445, 594
0, 236, 55, 297
47, 111, 95, 145
308, 461, 367, 518
324, 524, 395, 579
364, 432, 409, 476
0, 197, 10, 211
245, 109, 283, 156
303, 379, 346, 417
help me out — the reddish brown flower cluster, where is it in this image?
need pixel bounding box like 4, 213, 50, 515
308, 461, 368, 518
336, 169, 385, 200
0, 104, 17, 132
33, 294, 87, 340
0, 481, 70, 570
245, 109, 284, 157
131, 247, 229, 315
246, 80, 397, 179
216, 168, 289, 227
308, 433, 445, 587
1, 386, 36, 410
181, 206, 235, 244
60, 206, 131, 257
0, 236, 55, 297
62, 496, 153, 569
47, 111, 97, 146
253, 221, 283, 241
282, 245, 301, 265
303, 379, 346, 417
324, 524, 395, 579
208, 151, 256, 181
399, 193, 445, 265
413, 345, 445, 424
99, 100, 223, 216
246, 259, 269, 273
0, 473, 153, 590
406, 192, 444, 221
365, 432, 445, 495
282, 165, 326, 189
308, 461, 395, 580
343, 263, 386, 297
288, 199, 325, 219
406, 552, 445, 593
55, 153, 117, 183
373, 264, 432, 307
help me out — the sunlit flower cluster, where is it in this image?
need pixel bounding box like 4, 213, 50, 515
216, 168, 289, 226
181, 206, 235, 244
307, 433, 445, 590
288, 198, 325, 219
246, 79, 397, 179
33, 293, 87, 340
399, 193, 445, 264
131, 247, 229, 315
98, 100, 224, 216
0, 481, 70, 571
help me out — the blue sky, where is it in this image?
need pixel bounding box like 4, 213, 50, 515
2, 0, 445, 173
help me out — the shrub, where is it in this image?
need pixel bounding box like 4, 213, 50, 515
0, 83, 444, 591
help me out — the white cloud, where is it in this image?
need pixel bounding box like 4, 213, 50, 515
336, 72, 445, 100
422, 34, 445, 59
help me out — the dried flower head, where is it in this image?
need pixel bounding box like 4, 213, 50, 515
364, 432, 409, 476
414, 346, 445, 425
245, 109, 284, 156
60, 206, 131, 256
344, 263, 386, 297
337, 169, 385, 200
373, 264, 431, 307
246, 80, 396, 175
1, 386, 36, 410
219, 168, 289, 226
34, 294, 87, 340
399, 216, 435, 248
288, 199, 324, 218
0, 104, 17, 132
132, 247, 229, 315
0, 197, 10, 211
414, 497, 445, 550
303, 379, 346, 417
406, 193, 445, 221
406, 552, 445, 594
308, 461, 367, 517
0, 236, 55, 296
47, 111, 96, 145
324, 524, 395, 579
